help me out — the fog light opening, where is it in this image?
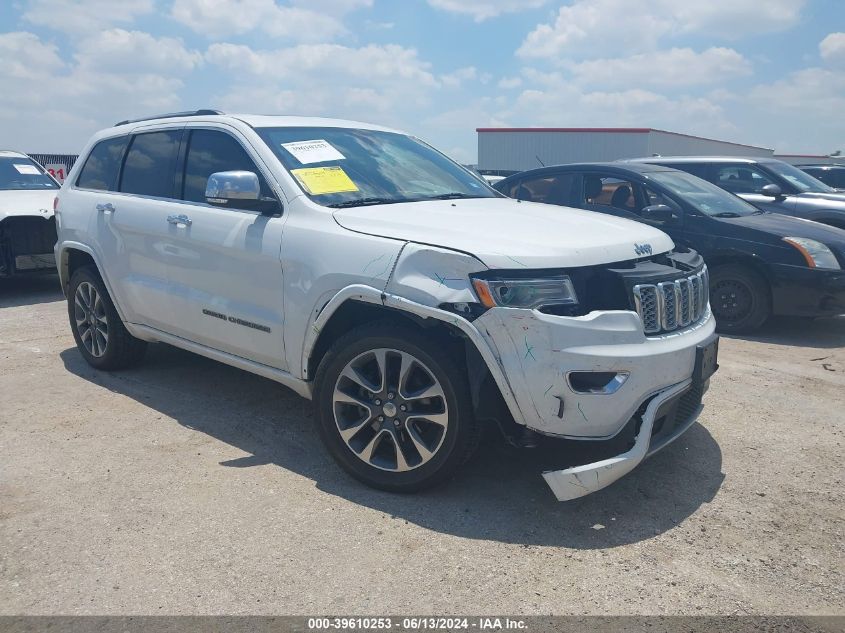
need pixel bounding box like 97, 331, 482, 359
568, 371, 630, 395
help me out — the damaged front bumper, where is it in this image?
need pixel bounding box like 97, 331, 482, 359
471, 304, 718, 500
0, 216, 57, 277
543, 377, 707, 500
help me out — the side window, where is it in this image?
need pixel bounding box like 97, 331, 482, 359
119, 130, 182, 198
809, 169, 845, 189
642, 186, 682, 223
515, 173, 576, 205
76, 136, 128, 191
714, 165, 775, 194
582, 175, 641, 212
182, 129, 272, 205
674, 163, 708, 180
503, 178, 524, 199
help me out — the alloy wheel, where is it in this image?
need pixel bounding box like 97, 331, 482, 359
332, 348, 449, 472
74, 281, 109, 357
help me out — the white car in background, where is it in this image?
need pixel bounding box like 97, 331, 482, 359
55, 111, 718, 500
0, 151, 59, 277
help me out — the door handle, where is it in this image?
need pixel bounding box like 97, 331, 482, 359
96, 202, 115, 213
167, 214, 192, 226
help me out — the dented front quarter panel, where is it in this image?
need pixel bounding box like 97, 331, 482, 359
385, 243, 487, 306
473, 306, 716, 438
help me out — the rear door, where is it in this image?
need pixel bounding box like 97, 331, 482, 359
162, 125, 287, 369
91, 127, 185, 330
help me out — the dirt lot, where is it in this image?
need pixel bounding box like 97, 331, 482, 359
1, 274, 843, 615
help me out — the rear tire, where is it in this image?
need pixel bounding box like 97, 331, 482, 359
709, 264, 771, 333
313, 321, 478, 493
68, 266, 147, 370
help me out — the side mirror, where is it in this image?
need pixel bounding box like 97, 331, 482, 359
640, 204, 674, 222
760, 183, 782, 198
205, 170, 280, 215
206, 171, 261, 202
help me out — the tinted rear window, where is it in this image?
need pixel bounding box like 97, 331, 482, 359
76, 136, 128, 191
120, 130, 182, 198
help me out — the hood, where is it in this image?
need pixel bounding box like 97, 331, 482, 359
793, 191, 845, 205
0, 190, 56, 220
722, 212, 845, 249
333, 197, 674, 269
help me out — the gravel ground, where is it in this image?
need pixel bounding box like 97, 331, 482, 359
1, 274, 843, 615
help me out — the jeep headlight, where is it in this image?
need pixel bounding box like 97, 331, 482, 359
471, 275, 578, 309
783, 237, 841, 270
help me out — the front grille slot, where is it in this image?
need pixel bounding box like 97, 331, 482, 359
633, 266, 708, 335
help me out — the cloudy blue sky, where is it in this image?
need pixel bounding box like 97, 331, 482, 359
1, 0, 843, 162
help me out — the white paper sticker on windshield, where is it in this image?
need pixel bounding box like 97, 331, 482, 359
281, 139, 345, 165
13, 164, 41, 175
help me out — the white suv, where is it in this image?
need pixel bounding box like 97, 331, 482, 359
55, 111, 718, 500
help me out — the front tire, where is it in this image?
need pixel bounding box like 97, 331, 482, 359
68, 266, 147, 370
314, 322, 478, 493
709, 264, 771, 333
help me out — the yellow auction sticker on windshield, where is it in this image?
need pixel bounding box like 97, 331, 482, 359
291, 166, 359, 195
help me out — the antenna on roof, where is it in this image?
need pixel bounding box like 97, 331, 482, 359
536, 155, 545, 167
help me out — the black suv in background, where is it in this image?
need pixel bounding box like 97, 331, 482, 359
797, 164, 845, 191
630, 156, 845, 229
493, 162, 845, 332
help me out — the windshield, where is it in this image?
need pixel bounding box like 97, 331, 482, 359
0, 157, 59, 190
765, 161, 835, 193
648, 170, 761, 217
256, 127, 496, 207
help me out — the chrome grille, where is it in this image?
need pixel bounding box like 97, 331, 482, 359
633, 266, 709, 335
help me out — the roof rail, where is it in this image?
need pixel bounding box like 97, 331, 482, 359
114, 109, 225, 127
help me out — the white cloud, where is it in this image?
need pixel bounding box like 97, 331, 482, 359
171, 0, 349, 41
671, 1, 804, 37
506, 83, 736, 139
716, 66, 845, 153
74, 29, 202, 74
440, 66, 477, 87
22, 0, 153, 34
569, 47, 752, 87
205, 42, 441, 129
290, 0, 372, 10
427, 0, 548, 21
0, 30, 193, 153
497, 76, 522, 90
0, 31, 65, 77
820, 32, 845, 67
747, 67, 845, 117
518, 0, 805, 59
206, 42, 438, 85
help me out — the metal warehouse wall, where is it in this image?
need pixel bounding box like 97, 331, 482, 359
478, 131, 650, 171
647, 131, 773, 158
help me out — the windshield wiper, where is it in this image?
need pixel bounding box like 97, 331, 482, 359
425, 192, 480, 200
712, 212, 742, 218
327, 197, 407, 209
